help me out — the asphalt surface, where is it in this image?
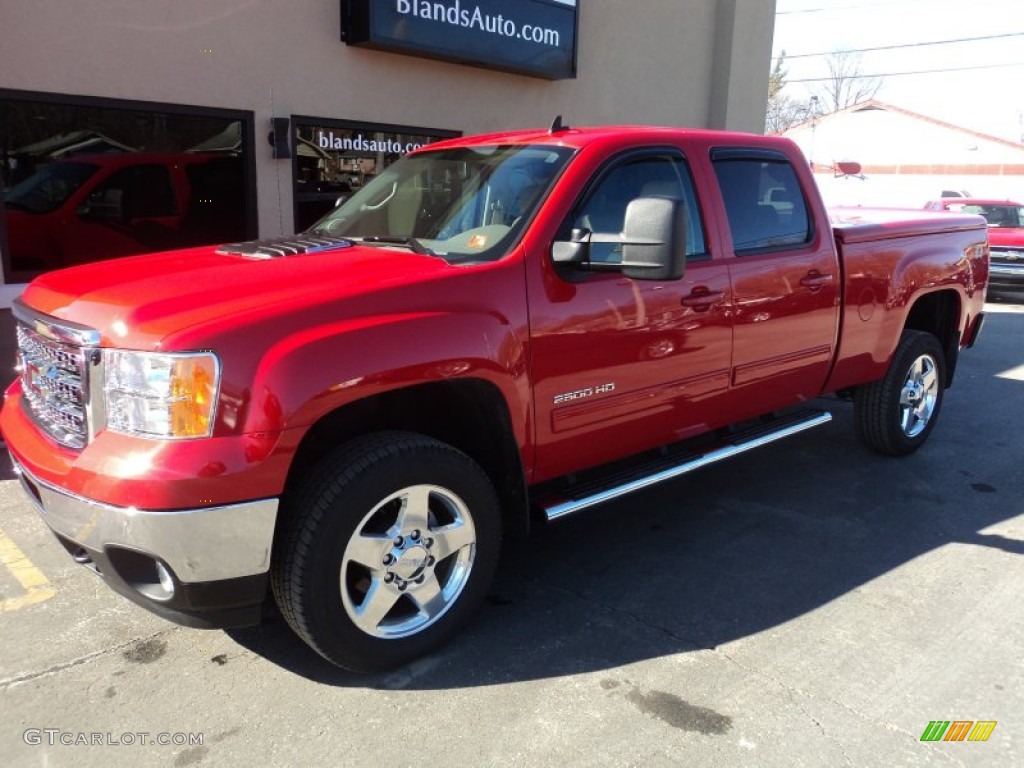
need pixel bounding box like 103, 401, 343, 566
1, 298, 1022, 768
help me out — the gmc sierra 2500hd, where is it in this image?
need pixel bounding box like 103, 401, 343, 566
2, 122, 988, 672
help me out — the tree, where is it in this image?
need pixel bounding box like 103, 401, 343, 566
815, 50, 881, 112
768, 50, 787, 105
765, 51, 814, 134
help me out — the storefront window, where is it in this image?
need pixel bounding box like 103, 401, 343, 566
0, 92, 255, 283
292, 118, 459, 233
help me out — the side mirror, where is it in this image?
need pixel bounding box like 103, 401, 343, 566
620, 197, 687, 281
551, 227, 591, 265
552, 197, 687, 281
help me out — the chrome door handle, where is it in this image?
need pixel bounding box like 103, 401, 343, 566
681, 289, 724, 310
800, 272, 834, 291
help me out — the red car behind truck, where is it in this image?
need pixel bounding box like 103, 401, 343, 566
924, 198, 1024, 293
1, 124, 988, 672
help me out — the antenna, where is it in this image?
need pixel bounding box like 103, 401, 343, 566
549, 115, 569, 134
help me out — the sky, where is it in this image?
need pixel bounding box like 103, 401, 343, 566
771, 0, 1024, 142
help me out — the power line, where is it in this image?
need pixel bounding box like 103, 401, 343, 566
777, 0, 932, 13
788, 60, 1024, 82
775, 0, 1011, 13
781, 31, 1024, 59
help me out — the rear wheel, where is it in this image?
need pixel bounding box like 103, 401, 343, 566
854, 330, 945, 456
272, 431, 501, 672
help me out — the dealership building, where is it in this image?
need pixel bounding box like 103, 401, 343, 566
0, 0, 776, 303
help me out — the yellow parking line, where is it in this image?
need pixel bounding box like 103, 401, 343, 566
0, 526, 56, 611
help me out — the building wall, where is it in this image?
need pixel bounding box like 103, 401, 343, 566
781, 101, 1024, 208
812, 172, 1024, 209
0, 0, 776, 294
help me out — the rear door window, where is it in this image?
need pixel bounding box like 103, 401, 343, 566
712, 152, 811, 254
87, 165, 178, 219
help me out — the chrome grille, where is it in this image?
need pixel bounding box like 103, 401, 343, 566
16, 324, 89, 449
990, 248, 1024, 263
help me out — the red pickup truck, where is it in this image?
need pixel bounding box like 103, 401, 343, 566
924, 198, 1024, 293
2, 124, 988, 672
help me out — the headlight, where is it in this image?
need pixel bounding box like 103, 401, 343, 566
104, 350, 220, 438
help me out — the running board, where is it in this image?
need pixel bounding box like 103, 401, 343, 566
540, 410, 832, 522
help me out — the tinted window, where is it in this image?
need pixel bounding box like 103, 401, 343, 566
6, 161, 98, 214
1, 95, 253, 281
713, 157, 810, 253
568, 153, 706, 264
954, 204, 1024, 228
88, 165, 177, 218
183, 157, 247, 244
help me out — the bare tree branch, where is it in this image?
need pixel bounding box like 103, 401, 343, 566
814, 51, 882, 112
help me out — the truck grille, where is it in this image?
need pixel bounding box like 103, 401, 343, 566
990, 247, 1023, 264
16, 324, 90, 449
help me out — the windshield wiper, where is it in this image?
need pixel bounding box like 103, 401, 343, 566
359, 236, 435, 256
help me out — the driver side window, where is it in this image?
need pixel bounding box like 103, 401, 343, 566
568, 153, 706, 264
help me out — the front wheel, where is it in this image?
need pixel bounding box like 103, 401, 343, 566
854, 330, 946, 456
271, 432, 501, 672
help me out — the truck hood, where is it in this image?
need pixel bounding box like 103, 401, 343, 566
19, 238, 453, 349
988, 227, 1024, 248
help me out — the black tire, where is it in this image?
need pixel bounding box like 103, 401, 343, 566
854, 330, 946, 456
271, 431, 501, 673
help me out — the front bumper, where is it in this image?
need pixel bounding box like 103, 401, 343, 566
13, 458, 278, 628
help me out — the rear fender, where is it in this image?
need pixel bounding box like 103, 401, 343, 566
825, 231, 980, 392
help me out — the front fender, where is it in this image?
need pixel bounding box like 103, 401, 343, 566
246, 309, 530, 435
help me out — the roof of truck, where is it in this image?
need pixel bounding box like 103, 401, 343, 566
419, 124, 775, 152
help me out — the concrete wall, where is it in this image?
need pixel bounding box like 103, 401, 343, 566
0, 0, 776, 286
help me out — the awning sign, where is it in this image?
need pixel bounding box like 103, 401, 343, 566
342, 0, 579, 80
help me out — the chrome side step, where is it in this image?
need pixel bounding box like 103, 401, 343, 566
541, 410, 832, 522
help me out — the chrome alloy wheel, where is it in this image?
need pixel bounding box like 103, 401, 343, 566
899, 353, 939, 438
340, 484, 477, 639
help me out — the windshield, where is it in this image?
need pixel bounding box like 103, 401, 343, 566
307, 144, 573, 262
5, 161, 100, 214
956, 204, 1024, 228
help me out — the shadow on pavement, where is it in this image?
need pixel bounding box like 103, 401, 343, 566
227, 308, 1024, 689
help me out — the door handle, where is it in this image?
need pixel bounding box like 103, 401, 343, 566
800, 271, 834, 291
681, 288, 724, 310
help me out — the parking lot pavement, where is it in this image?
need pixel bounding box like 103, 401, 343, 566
1, 301, 1022, 768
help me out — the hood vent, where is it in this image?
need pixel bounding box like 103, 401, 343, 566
217, 235, 352, 259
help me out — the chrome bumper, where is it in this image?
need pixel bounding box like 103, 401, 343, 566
13, 460, 278, 584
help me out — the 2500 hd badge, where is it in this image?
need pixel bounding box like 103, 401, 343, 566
553, 382, 616, 404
